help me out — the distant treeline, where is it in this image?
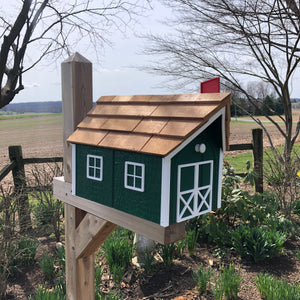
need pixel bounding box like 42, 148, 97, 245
231, 95, 285, 117
0, 101, 62, 114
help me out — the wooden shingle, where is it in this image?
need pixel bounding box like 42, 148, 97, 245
67, 93, 231, 155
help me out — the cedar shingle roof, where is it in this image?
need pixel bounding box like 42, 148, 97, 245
67, 93, 231, 156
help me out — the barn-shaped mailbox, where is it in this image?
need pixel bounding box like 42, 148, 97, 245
67, 93, 231, 227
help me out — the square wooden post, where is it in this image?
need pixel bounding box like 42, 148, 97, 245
61, 53, 116, 300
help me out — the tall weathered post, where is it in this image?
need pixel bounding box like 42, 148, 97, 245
252, 128, 263, 193
61, 53, 116, 300
9, 145, 32, 232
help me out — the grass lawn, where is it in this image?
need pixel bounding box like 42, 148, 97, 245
225, 143, 300, 173
0, 113, 61, 120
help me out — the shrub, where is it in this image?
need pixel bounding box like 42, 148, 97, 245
265, 214, 298, 239
143, 249, 156, 274
221, 264, 242, 300
296, 249, 300, 262
29, 284, 66, 300
53, 245, 65, 295
256, 273, 300, 300
212, 264, 242, 300
186, 229, 198, 256
159, 243, 176, 267
10, 237, 39, 267
95, 265, 103, 295
186, 214, 232, 248
40, 252, 55, 281
174, 239, 186, 257
33, 202, 52, 226
232, 225, 286, 262
192, 264, 212, 294
293, 199, 300, 215
96, 290, 123, 300
30, 163, 64, 242
0, 187, 17, 297
102, 228, 134, 284
212, 277, 224, 300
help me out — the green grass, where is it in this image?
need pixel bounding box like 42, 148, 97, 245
0, 113, 61, 120
225, 143, 300, 173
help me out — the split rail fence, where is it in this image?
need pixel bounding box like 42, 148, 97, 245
0, 127, 263, 197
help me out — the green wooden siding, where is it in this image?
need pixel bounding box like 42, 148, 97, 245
75, 145, 162, 224
76, 144, 113, 206
169, 117, 222, 224
113, 151, 162, 224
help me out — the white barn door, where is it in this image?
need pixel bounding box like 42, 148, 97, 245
177, 161, 213, 222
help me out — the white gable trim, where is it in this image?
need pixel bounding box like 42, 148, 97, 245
165, 107, 226, 160
72, 143, 76, 195
161, 107, 226, 226
217, 149, 224, 208
160, 157, 171, 227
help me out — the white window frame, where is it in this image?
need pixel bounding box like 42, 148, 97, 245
124, 161, 145, 192
86, 154, 103, 181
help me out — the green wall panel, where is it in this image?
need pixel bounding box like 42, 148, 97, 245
75, 144, 113, 206
169, 117, 222, 224
75, 145, 162, 224
113, 151, 162, 224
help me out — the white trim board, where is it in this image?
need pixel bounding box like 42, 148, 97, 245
160, 157, 171, 227
160, 108, 225, 226
72, 144, 76, 195
217, 149, 224, 208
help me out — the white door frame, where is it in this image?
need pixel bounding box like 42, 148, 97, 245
177, 160, 213, 222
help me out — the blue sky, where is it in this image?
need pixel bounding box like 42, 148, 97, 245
11, 1, 300, 103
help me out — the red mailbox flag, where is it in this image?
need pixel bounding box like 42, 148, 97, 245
201, 77, 220, 93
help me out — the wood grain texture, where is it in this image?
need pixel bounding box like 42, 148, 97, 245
61, 53, 116, 300
68, 93, 231, 156
61, 52, 93, 183
75, 214, 117, 259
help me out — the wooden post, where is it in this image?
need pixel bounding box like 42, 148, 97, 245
9, 145, 32, 233
61, 53, 116, 300
252, 128, 263, 193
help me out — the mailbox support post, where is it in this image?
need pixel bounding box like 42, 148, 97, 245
61, 53, 116, 300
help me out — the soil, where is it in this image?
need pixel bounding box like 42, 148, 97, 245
5, 234, 300, 299
1, 115, 300, 299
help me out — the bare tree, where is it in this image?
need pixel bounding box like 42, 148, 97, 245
0, 0, 150, 109
144, 0, 300, 212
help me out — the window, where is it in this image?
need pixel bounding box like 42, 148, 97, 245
124, 161, 145, 192
87, 155, 103, 181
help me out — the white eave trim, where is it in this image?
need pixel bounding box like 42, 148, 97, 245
160, 107, 226, 226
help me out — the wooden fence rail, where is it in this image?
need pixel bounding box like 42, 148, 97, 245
228, 128, 263, 193
0, 128, 263, 196
0, 146, 63, 232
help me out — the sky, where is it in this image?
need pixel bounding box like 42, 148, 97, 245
13, 1, 176, 104
8, 1, 300, 103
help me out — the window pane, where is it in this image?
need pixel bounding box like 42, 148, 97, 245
135, 177, 142, 189
135, 165, 142, 177
95, 168, 101, 179
127, 164, 134, 175
89, 167, 94, 177
179, 166, 194, 192
127, 175, 134, 187
95, 158, 101, 168
89, 157, 94, 166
